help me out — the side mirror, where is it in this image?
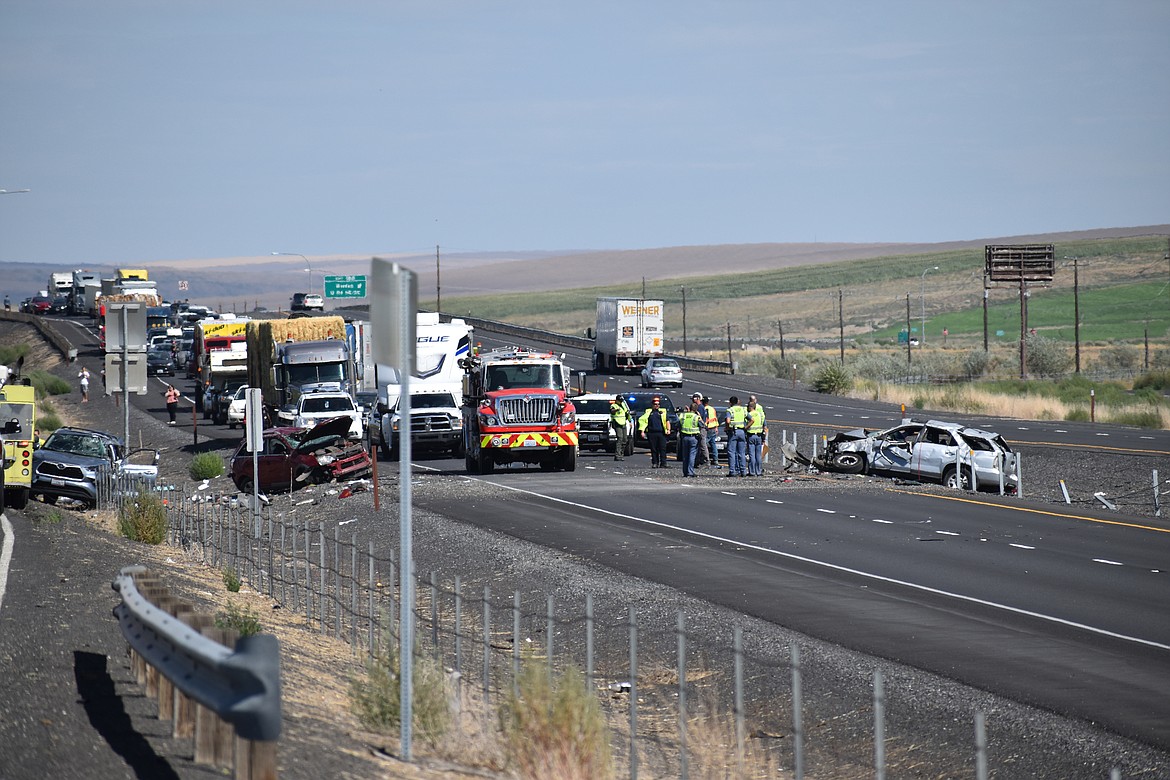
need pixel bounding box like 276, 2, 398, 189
1, 418, 21, 435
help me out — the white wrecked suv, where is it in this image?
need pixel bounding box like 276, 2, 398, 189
818, 418, 1018, 493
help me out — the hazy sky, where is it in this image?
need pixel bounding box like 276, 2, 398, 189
2, 1, 1167, 267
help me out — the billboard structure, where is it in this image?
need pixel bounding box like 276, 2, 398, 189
983, 244, 1055, 379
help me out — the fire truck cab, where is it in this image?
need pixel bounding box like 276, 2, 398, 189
460, 348, 578, 474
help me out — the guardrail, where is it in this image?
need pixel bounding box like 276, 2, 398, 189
0, 309, 77, 361
111, 565, 281, 778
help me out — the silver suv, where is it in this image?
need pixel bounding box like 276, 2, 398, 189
820, 418, 1018, 492
32, 427, 159, 508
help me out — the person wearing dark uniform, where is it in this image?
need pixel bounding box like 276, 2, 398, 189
689, 392, 709, 467
724, 395, 747, 477
637, 396, 671, 468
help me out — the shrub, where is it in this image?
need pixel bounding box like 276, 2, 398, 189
959, 349, 990, 379
1064, 407, 1091, 422
1105, 407, 1165, 429
1134, 369, 1170, 392
1094, 343, 1140, 374
223, 567, 242, 592
500, 660, 612, 780
216, 601, 262, 637
0, 344, 31, 366
811, 362, 852, 395
349, 635, 450, 745
189, 452, 225, 480
26, 370, 72, 397
1024, 334, 1073, 377
117, 489, 168, 544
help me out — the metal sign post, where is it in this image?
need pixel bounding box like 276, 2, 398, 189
371, 257, 417, 761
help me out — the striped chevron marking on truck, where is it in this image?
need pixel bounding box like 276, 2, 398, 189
480, 432, 579, 449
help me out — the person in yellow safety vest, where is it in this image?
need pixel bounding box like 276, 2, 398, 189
724, 395, 748, 477
637, 396, 671, 468
702, 395, 720, 468
689, 392, 709, 468
609, 395, 630, 462
678, 401, 703, 477
746, 395, 768, 477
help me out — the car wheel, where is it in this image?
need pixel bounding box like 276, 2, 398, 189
942, 466, 970, 490
40, 493, 59, 506
236, 476, 253, 494
831, 452, 866, 474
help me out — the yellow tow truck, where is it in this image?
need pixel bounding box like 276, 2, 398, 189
0, 382, 36, 512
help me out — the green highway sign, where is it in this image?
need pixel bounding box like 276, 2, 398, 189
323, 274, 367, 298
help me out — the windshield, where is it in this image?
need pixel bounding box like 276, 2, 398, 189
652, 360, 680, 369
574, 399, 614, 415
0, 402, 34, 438
286, 362, 345, 385
485, 363, 563, 391
300, 395, 354, 414
409, 393, 458, 409
43, 431, 115, 460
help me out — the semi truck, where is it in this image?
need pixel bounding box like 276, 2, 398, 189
245, 315, 354, 425
460, 347, 578, 473
591, 297, 664, 373
70, 270, 99, 315
48, 272, 73, 297
192, 318, 248, 410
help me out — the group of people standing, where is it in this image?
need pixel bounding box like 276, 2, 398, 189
608, 390, 768, 477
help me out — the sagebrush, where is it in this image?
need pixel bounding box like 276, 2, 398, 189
117, 489, 167, 544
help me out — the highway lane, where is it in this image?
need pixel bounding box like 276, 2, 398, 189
414, 455, 1170, 748
472, 330, 1170, 456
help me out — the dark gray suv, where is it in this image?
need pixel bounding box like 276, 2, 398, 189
32, 427, 159, 508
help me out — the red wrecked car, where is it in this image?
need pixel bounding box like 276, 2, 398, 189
230, 416, 371, 494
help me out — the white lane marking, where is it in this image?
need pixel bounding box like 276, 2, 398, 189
721, 491, 737, 495
1093, 559, 1124, 566
872, 519, 893, 524
1095, 433, 1111, 437
0, 514, 14, 610
816, 508, 836, 514
765, 499, 784, 505
937, 531, 960, 536
1010, 543, 1035, 550
484, 480, 1170, 652
584, 466, 598, 470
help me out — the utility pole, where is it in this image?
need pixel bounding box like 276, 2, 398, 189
680, 286, 688, 356
726, 321, 733, 373
1072, 257, 1080, 373
982, 285, 989, 353
776, 319, 785, 363
838, 288, 845, 365
906, 294, 912, 366
435, 245, 441, 313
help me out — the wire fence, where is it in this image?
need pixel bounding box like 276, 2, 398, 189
157, 487, 1142, 778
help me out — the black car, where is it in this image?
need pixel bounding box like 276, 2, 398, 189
50, 294, 71, 314
290, 292, 309, 311
146, 347, 175, 376
623, 391, 681, 452
213, 381, 247, 425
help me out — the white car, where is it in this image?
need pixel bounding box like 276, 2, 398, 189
226, 384, 249, 429
303, 293, 325, 311
640, 357, 683, 388
292, 392, 363, 440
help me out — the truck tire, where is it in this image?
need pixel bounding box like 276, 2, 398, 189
477, 449, 494, 474
8, 488, 29, 510
465, 449, 479, 474
560, 446, 577, 472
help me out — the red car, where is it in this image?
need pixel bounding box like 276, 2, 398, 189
29, 295, 53, 315
229, 417, 371, 493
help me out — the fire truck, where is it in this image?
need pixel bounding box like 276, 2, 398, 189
459, 347, 578, 474
0, 382, 36, 511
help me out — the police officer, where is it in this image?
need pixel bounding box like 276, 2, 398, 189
746, 395, 767, 476
609, 395, 630, 461
724, 395, 748, 477
637, 396, 671, 468
678, 401, 703, 477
